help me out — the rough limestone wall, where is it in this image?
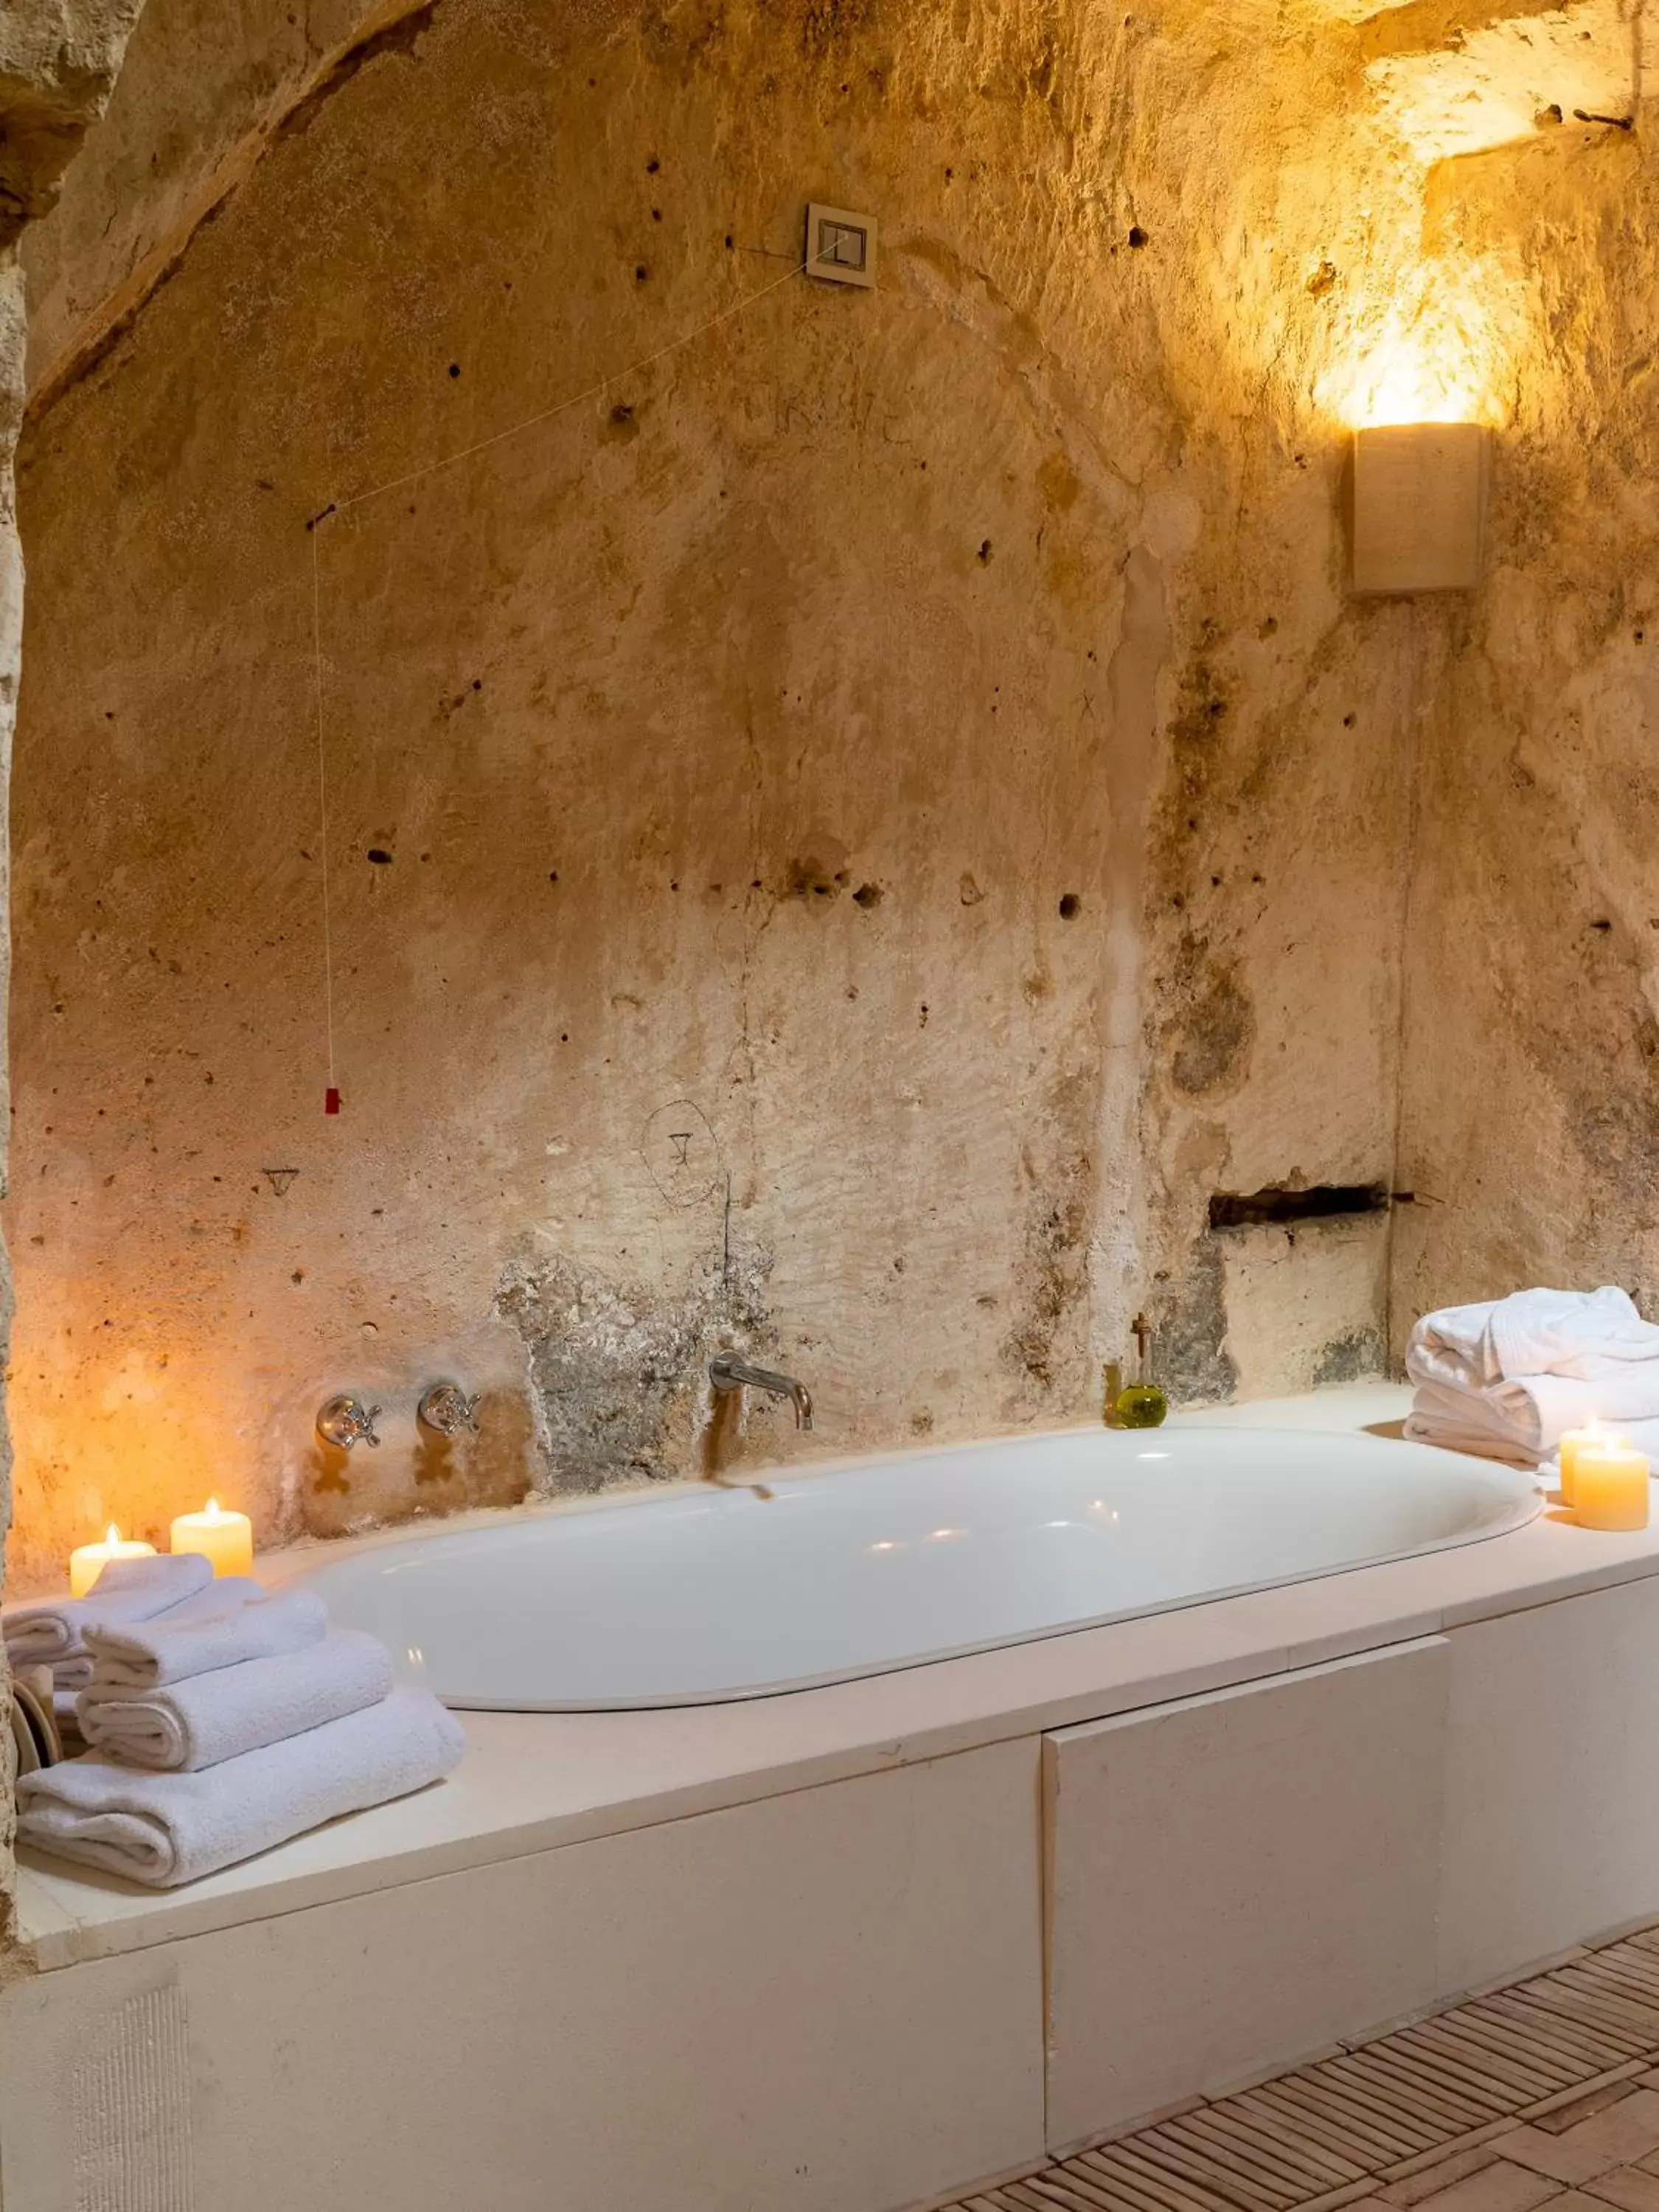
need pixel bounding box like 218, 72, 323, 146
0, 251, 23, 1938
1391, 102, 1659, 1339
0, 0, 150, 1936
22, 0, 434, 404
6, 0, 1450, 1585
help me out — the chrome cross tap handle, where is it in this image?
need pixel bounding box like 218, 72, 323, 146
316, 1395, 383, 1451
417, 1382, 481, 1438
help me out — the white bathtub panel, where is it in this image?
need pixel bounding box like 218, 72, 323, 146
1440, 1576, 1659, 1994
0, 1740, 1044, 2212
1044, 1639, 1450, 2154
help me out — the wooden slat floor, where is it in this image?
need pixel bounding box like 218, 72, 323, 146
942, 1927, 1659, 2212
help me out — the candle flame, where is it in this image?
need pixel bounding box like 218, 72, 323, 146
206, 1497, 220, 1517
105, 1523, 120, 1546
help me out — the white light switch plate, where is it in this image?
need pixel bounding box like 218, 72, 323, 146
805, 204, 878, 288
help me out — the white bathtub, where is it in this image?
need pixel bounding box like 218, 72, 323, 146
294, 1425, 1540, 1711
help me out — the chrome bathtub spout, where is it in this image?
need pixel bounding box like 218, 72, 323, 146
709, 1355, 814, 1432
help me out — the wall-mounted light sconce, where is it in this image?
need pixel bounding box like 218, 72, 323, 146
1349, 420, 1489, 595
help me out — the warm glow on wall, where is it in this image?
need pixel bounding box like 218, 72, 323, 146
1318, 257, 1517, 431
1339, 326, 1488, 430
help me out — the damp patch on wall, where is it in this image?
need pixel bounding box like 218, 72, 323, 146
1159, 936, 1257, 1102
300, 1385, 536, 1541
1150, 1238, 1240, 1406
1312, 1325, 1386, 1386
494, 1240, 776, 1492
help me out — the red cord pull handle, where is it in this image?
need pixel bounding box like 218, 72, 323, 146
325, 1087, 341, 1116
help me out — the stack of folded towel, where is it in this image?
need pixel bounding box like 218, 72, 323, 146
3, 1555, 463, 1887
1405, 1284, 1659, 1467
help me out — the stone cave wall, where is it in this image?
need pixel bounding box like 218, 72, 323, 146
7, 0, 1609, 1588
0, 0, 151, 1930
1389, 108, 1659, 1340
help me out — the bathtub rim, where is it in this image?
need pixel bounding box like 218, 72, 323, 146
279, 1424, 1545, 1712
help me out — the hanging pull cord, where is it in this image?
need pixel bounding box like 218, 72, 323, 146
310, 523, 339, 1116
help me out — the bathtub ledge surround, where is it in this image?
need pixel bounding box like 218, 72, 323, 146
12, 1380, 1659, 1971
13, 1384, 1659, 2211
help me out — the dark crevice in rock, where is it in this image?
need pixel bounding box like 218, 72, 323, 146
277, 3, 438, 142
1208, 1183, 1391, 1231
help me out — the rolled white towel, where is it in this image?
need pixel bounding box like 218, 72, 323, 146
79, 1630, 394, 1773
86, 1586, 325, 1691
2, 1553, 213, 1668
16, 1685, 465, 1887
1408, 1287, 1659, 1393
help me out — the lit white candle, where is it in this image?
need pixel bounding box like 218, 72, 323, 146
1573, 1439, 1651, 1532
169, 1498, 253, 1579
1559, 1419, 1610, 1505
69, 1523, 156, 1599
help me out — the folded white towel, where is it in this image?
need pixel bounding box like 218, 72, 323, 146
1489, 1287, 1659, 1382
50, 1577, 264, 1694
1408, 1287, 1659, 1394
1495, 1370, 1659, 1454
161, 1576, 265, 1619
1406, 1298, 1506, 1392
16, 1685, 465, 1886
2, 1553, 213, 1668
1408, 1372, 1659, 1464
85, 1585, 324, 1691
1405, 1412, 1659, 1475
79, 1630, 394, 1772
1405, 1387, 1543, 1466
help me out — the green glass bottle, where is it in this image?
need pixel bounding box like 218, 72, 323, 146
1116, 1382, 1168, 1429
